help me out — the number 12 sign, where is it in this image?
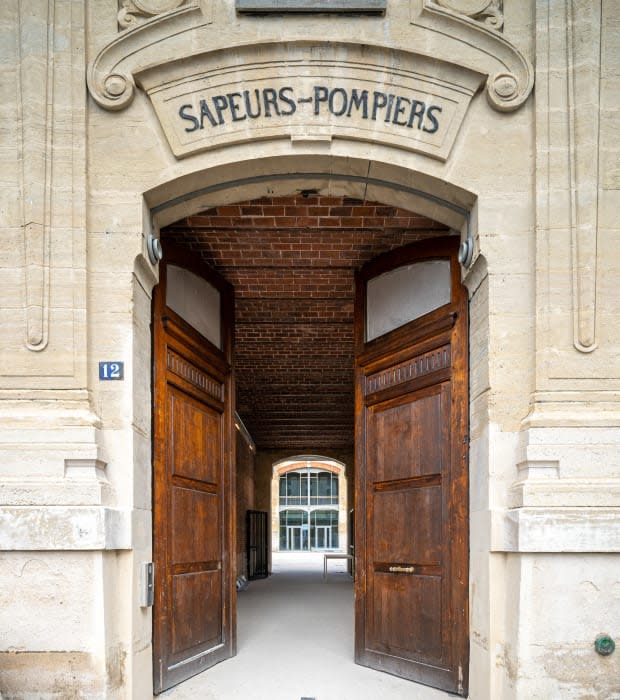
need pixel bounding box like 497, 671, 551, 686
99, 362, 124, 380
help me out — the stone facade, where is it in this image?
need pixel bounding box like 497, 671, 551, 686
0, 1, 618, 698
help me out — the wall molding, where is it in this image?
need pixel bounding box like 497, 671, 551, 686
566, 0, 601, 353
0, 506, 132, 550
18, 0, 54, 351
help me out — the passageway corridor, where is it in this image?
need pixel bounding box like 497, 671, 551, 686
160, 553, 448, 700
163, 194, 448, 451
154, 201, 468, 694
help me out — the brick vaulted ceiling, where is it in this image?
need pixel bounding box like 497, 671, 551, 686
162, 195, 450, 451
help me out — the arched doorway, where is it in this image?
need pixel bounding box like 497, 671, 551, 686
149, 176, 473, 696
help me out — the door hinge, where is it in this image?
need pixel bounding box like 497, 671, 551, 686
140, 562, 154, 607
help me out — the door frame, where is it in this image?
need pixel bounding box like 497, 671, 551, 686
143, 163, 480, 697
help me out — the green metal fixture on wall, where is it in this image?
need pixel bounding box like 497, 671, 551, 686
594, 634, 615, 656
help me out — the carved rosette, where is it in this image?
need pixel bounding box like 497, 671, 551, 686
118, 0, 189, 30
92, 70, 136, 111
486, 71, 523, 111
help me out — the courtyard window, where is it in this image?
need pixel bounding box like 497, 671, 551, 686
279, 469, 338, 506
274, 462, 345, 552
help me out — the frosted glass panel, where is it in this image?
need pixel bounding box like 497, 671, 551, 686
366, 260, 451, 341
166, 265, 221, 349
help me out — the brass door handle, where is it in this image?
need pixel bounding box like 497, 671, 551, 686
388, 565, 415, 573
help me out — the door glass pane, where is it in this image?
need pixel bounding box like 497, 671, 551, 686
366, 260, 451, 341
286, 473, 300, 505
280, 510, 308, 549
310, 473, 317, 502
166, 265, 221, 349
317, 473, 331, 505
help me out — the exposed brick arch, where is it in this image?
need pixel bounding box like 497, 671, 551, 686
274, 459, 344, 477
162, 194, 451, 451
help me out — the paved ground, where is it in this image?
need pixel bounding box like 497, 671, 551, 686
159, 552, 448, 700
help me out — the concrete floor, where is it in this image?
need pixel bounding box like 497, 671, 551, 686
160, 552, 449, 700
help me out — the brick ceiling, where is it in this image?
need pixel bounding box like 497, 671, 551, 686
162, 194, 450, 451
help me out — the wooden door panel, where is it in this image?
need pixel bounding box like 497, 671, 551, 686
369, 574, 442, 659
171, 571, 222, 657
170, 488, 220, 563
166, 345, 226, 407
370, 486, 442, 563
367, 388, 445, 481
170, 389, 221, 483
355, 237, 468, 696
247, 510, 269, 580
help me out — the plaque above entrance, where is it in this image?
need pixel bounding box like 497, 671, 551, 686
235, 0, 386, 11
136, 44, 485, 160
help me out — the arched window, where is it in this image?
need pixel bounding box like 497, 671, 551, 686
273, 457, 346, 552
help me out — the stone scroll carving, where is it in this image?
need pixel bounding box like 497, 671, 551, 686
412, 0, 533, 112
88, 3, 205, 111
90, 1, 532, 118
432, 0, 503, 31
118, 0, 193, 30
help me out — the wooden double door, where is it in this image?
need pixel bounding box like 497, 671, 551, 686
152, 237, 469, 695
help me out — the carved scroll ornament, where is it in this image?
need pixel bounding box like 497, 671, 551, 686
433, 0, 503, 31
118, 0, 191, 30
415, 0, 533, 112
88, 2, 204, 111
89, 0, 533, 119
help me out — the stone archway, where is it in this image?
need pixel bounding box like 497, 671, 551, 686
143, 165, 483, 696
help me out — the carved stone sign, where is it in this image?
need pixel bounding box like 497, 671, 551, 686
136, 44, 485, 160
235, 0, 386, 11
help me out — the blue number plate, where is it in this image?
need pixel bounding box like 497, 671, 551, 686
99, 362, 124, 380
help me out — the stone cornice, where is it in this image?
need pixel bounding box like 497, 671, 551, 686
87, 3, 206, 111
87, 1, 533, 115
